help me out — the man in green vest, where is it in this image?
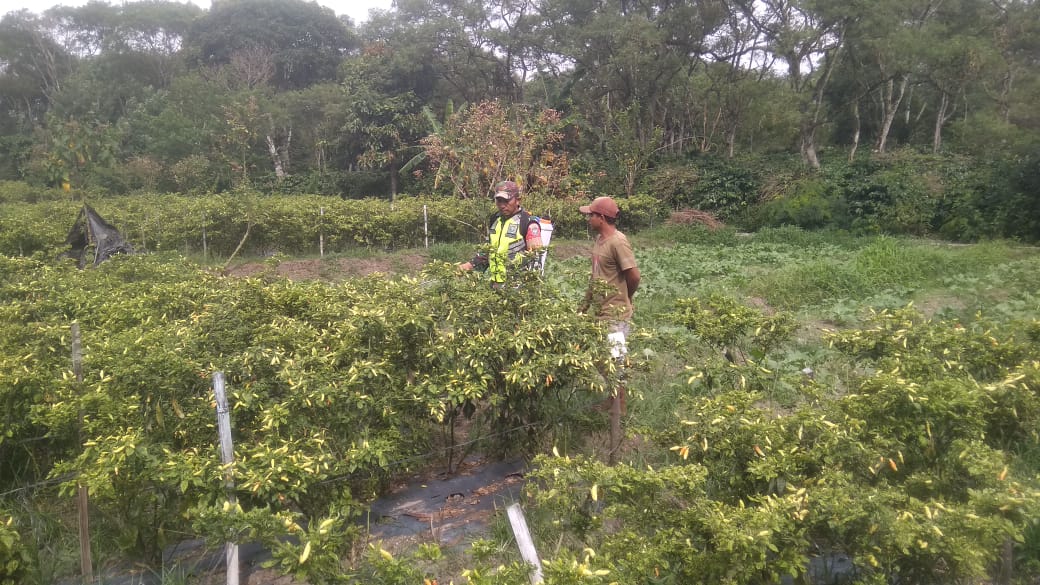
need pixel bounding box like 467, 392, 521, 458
459, 180, 543, 284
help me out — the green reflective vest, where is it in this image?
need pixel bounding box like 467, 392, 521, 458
487, 211, 530, 283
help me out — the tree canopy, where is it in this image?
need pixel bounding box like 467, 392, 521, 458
0, 0, 1037, 218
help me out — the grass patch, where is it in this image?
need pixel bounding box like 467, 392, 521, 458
425, 241, 475, 264
748, 226, 868, 249
638, 223, 741, 247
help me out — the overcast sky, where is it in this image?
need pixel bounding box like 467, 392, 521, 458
4, 0, 395, 25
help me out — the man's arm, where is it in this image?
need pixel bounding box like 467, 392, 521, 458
524, 220, 543, 251
460, 252, 488, 272
460, 214, 496, 271
622, 266, 640, 302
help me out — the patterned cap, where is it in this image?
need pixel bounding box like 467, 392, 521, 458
494, 181, 520, 200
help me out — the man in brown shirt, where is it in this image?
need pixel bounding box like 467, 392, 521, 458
579, 196, 640, 415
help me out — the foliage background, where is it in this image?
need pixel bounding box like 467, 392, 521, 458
1, 0, 1038, 240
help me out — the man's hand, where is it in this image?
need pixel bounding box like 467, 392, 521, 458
458, 261, 474, 272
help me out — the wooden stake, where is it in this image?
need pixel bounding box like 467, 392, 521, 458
506, 503, 543, 584
608, 385, 622, 466
72, 323, 93, 584
221, 223, 251, 275
212, 372, 239, 585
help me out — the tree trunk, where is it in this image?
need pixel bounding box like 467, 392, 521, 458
266, 135, 285, 179
876, 74, 908, 153
933, 90, 956, 154
798, 25, 843, 171
281, 127, 292, 171
849, 100, 861, 162
932, 94, 945, 153
800, 99, 822, 170
999, 69, 1012, 124
801, 129, 821, 170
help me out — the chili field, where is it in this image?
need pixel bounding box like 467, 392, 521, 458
2, 225, 1040, 585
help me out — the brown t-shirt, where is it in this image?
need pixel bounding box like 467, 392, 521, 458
585, 230, 638, 322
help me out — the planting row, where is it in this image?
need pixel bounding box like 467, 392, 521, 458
0, 192, 664, 259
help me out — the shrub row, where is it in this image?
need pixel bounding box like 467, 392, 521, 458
0, 190, 664, 258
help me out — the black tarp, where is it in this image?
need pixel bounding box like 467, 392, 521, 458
61, 205, 135, 268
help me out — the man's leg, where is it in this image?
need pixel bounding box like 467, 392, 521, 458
606, 322, 629, 415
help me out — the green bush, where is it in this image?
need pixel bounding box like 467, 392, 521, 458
0, 254, 610, 564
753, 177, 841, 230
170, 155, 219, 194
521, 306, 1040, 585
0, 202, 75, 257
0, 135, 32, 182
637, 163, 700, 209
0, 181, 66, 205
844, 167, 934, 235
641, 158, 760, 222
918, 155, 1001, 241
823, 150, 1009, 239
0, 515, 33, 585
996, 153, 1040, 240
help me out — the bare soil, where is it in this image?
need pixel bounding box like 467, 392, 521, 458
225, 254, 431, 281
225, 241, 589, 282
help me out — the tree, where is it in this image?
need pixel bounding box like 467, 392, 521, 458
111, 0, 202, 87
0, 11, 76, 180
123, 73, 225, 165
185, 0, 357, 90
273, 83, 353, 186
419, 99, 570, 202
541, 0, 727, 164
364, 0, 517, 104
43, 1, 119, 58
339, 42, 430, 199
731, 0, 852, 169
698, 10, 772, 158
840, 0, 941, 154
593, 103, 661, 197
31, 113, 121, 190
916, 0, 1000, 153
25, 2, 200, 117
0, 10, 74, 113
987, 0, 1040, 127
